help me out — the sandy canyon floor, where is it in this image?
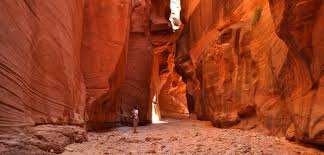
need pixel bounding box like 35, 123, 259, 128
62, 117, 323, 155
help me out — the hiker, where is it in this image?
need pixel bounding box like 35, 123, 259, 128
132, 106, 139, 133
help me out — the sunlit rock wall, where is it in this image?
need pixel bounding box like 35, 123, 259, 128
177, 0, 323, 145
268, 0, 324, 145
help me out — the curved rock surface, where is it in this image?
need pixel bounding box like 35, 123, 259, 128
0, 0, 85, 127
176, 0, 324, 145
149, 0, 189, 119
159, 72, 188, 118
268, 0, 324, 145
0, 0, 323, 148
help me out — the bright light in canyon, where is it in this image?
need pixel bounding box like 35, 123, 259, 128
151, 95, 160, 124
151, 95, 167, 124
169, 0, 181, 31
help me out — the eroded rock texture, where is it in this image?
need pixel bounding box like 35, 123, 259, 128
0, 0, 85, 128
0, 125, 87, 154
159, 72, 188, 117
177, 0, 324, 145
0, 0, 323, 148
268, 0, 324, 145
149, 0, 189, 119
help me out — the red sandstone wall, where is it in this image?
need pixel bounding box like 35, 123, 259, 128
177, 0, 324, 145
0, 0, 322, 147
119, 0, 152, 124
159, 72, 188, 117
0, 0, 185, 128
149, 0, 189, 119
81, 0, 131, 128
268, 0, 324, 145
0, 0, 85, 127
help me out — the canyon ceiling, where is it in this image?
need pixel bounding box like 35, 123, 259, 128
0, 0, 323, 146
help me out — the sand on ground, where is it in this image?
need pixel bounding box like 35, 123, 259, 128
62, 117, 323, 155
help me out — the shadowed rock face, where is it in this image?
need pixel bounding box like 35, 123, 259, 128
176, 0, 324, 145
0, 0, 186, 129
159, 72, 188, 118
118, 0, 152, 125
0, 0, 323, 147
81, 0, 131, 129
0, 0, 85, 127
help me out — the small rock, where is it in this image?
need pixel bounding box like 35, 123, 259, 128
145, 149, 156, 154
169, 136, 178, 141
65, 147, 74, 152
145, 137, 162, 142
197, 144, 204, 147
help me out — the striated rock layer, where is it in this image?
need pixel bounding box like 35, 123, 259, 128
0, 0, 85, 128
0, 0, 323, 147
268, 0, 324, 145
0, 0, 187, 129
177, 0, 324, 145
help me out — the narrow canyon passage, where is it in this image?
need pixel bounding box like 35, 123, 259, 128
0, 0, 324, 154
62, 116, 323, 155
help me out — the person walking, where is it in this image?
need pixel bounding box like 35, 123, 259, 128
132, 106, 139, 133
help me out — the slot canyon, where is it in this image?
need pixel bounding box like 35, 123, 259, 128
0, 0, 323, 154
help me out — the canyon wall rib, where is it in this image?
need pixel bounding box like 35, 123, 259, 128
81, 0, 131, 129
119, 0, 152, 124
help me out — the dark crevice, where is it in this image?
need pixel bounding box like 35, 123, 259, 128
186, 91, 195, 113
24, 0, 40, 20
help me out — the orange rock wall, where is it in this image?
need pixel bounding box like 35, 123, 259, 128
0, 0, 187, 129
268, 0, 324, 145
81, 0, 131, 128
0, 0, 85, 127
150, 28, 189, 119
118, 0, 152, 124
149, 0, 189, 119
0, 0, 322, 146
177, 0, 323, 145
159, 72, 188, 117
